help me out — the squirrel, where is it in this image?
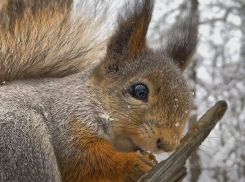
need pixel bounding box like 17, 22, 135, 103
0, 0, 198, 182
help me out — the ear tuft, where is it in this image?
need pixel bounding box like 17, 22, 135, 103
104, 0, 154, 73
164, 17, 198, 71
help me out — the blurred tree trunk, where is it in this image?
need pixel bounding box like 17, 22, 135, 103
188, 0, 202, 181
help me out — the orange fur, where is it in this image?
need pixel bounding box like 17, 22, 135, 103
61, 118, 152, 182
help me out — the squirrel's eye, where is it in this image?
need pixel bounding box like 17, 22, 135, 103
128, 83, 149, 102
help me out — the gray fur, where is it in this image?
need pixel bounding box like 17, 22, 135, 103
0, 70, 111, 181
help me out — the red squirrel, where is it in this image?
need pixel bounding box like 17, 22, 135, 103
0, 0, 197, 181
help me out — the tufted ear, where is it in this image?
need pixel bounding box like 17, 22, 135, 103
163, 18, 198, 71
103, 0, 154, 74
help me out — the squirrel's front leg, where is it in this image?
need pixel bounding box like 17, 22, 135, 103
61, 121, 154, 182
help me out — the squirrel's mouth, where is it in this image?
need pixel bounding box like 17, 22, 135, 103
134, 145, 145, 153
112, 134, 147, 153
131, 140, 146, 153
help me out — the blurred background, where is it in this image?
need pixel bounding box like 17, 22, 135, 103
148, 0, 245, 181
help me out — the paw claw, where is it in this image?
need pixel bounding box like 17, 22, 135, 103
135, 151, 158, 166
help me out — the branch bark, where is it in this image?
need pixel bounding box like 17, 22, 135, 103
138, 100, 228, 182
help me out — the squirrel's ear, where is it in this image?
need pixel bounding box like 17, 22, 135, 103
163, 18, 198, 71
103, 0, 154, 73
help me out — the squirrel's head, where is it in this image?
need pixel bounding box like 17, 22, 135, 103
92, 0, 198, 154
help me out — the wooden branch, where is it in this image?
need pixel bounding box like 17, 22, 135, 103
138, 100, 228, 182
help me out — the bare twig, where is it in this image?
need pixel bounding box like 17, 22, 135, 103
138, 100, 228, 182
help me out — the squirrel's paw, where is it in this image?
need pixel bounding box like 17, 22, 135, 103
135, 150, 158, 167
122, 152, 157, 181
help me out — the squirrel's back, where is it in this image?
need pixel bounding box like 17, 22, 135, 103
0, 0, 108, 83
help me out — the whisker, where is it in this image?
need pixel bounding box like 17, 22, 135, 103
111, 118, 141, 126
199, 144, 230, 156
198, 149, 226, 166
187, 164, 233, 170
207, 136, 242, 143
112, 86, 151, 126
205, 138, 243, 147
110, 107, 144, 125
87, 96, 149, 130
136, 136, 147, 143
196, 161, 214, 182
129, 106, 151, 128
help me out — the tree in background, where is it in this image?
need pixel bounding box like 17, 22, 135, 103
149, 0, 245, 181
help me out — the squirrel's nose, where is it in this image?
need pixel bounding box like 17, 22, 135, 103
157, 138, 177, 152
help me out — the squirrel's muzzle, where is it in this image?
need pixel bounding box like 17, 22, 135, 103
157, 138, 178, 152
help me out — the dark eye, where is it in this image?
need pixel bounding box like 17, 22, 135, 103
127, 83, 149, 102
